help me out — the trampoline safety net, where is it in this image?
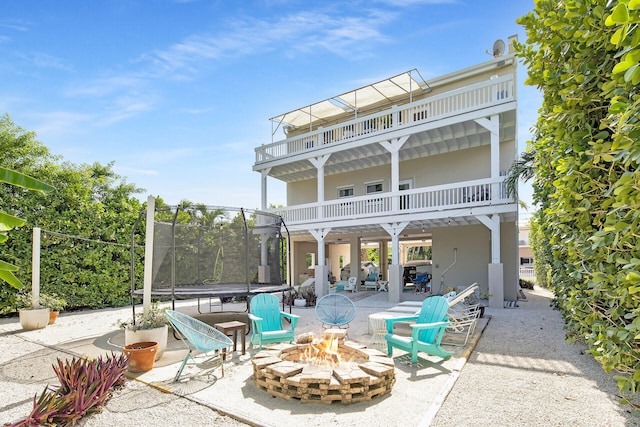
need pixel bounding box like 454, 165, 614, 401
140, 206, 285, 295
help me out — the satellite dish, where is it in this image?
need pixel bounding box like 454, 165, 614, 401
492, 39, 505, 57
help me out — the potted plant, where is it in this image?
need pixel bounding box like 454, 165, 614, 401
119, 302, 168, 361
15, 291, 50, 330
294, 295, 307, 307
123, 341, 159, 373
283, 288, 317, 307
301, 287, 317, 307
39, 293, 67, 324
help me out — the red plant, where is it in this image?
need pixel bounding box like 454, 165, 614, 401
9, 352, 128, 426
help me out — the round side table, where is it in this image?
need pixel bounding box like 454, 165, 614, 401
368, 313, 396, 351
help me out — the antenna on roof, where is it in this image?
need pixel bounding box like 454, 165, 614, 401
486, 39, 505, 58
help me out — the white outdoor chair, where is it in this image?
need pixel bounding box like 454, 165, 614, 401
344, 276, 357, 292
444, 283, 481, 346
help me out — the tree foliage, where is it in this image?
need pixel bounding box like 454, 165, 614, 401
517, 0, 640, 404
0, 114, 144, 312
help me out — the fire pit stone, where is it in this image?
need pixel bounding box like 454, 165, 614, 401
252, 337, 396, 404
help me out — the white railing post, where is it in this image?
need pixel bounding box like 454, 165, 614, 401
31, 227, 41, 307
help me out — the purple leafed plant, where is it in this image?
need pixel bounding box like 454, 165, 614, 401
9, 352, 129, 426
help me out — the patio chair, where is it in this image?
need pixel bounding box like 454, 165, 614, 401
413, 272, 432, 293
248, 293, 300, 349
384, 296, 451, 364
444, 283, 481, 346
315, 293, 356, 332
164, 310, 234, 382
362, 271, 380, 290
344, 276, 357, 292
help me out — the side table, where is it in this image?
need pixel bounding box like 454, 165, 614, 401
377, 281, 388, 292
368, 313, 395, 351
214, 320, 246, 360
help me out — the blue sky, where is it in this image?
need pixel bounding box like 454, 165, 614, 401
1, 1, 539, 219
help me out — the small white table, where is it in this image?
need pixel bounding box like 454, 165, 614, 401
377, 281, 388, 292
368, 313, 395, 351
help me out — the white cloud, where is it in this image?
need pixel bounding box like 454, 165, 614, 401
31, 111, 96, 137
18, 52, 71, 70
65, 76, 143, 97
140, 10, 395, 76
0, 19, 31, 32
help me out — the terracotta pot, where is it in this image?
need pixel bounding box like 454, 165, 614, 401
125, 325, 168, 360
19, 308, 50, 330
123, 341, 158, 373
48, 311, 59, 325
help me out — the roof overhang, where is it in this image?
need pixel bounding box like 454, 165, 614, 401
271, 69, 431, 133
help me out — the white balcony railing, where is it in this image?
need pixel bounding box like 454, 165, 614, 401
256, 75, 514, 164
270, 177, 512, 225
519, 266, 535, 278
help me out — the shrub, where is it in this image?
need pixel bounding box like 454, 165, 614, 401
9, 353, 128, 426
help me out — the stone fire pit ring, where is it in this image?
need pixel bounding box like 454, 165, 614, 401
251, 331, 396, 405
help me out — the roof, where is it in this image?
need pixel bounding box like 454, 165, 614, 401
270, 69, 431, 131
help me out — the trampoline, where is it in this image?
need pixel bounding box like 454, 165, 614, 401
130, 202, 292, 316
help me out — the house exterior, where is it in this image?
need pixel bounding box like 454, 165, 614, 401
253, 36, 519, 308
518, 222, 534, 278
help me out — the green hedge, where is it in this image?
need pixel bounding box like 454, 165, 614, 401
518, 0, 640, 404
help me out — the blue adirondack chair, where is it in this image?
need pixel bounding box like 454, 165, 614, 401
248, 293, 300, 349
165, 310, 234, 381
384, 296, 451, 364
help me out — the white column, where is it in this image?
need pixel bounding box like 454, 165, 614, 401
258, 234, 270, 283
31, 227, 41, 307
259, 168, 272, 283
476, 214, 503, 308
379, 136, 409, 211
350, 235, 361, 290
260, 168, 271, 210
309, 155, 330, 219
143, 195, 156, 309
381, 222, 409, 303
309, 228, 331, 297
475, 115, 500, 197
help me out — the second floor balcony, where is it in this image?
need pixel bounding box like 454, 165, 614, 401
268, 176, 516, 229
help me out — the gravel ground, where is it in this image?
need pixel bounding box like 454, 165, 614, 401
4, 287, 639, 426
430, 287, 639, 427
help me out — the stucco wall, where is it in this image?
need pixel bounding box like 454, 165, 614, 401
430, 222, 518, 301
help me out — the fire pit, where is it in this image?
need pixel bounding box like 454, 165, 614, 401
252, 330, 395, 404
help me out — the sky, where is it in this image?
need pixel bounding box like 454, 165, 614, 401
1, 1, 540, 221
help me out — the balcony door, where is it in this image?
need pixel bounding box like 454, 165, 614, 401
400, 179, 412, 210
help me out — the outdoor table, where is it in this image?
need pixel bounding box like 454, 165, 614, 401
214, 320, 247, 360
377, 281, 388, 292
368, 312, 396, 351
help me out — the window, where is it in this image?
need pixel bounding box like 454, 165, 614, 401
366, 182, 383, 194
520, 257, 533, 265
338, 186, 354, 198
338, 186, 354, 216
365, 181, 383, 213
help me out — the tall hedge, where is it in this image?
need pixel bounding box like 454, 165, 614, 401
0, 115, 144, 312
518, 0, 640, 403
